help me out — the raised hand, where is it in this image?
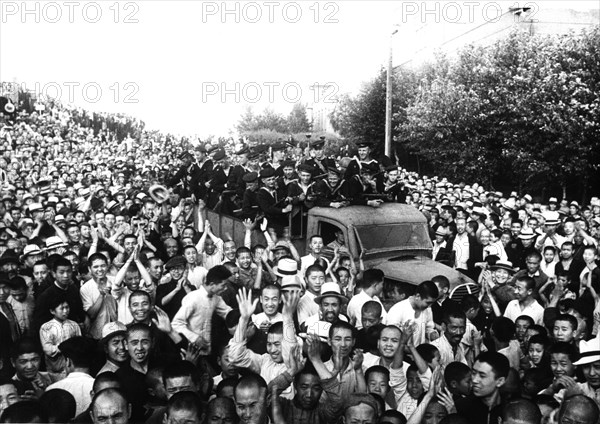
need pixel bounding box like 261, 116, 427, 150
236, 287, 258, 320
472, 329, 483, 347
152, 306, 173, 333
243, 218, 254, 231
270, 385, 285, 424
401, 321, 416, 346
306, 333, 322, 361
437, 388, 457, 414
282, 289, 300, 317
260, 218, 269, 233
351, 349, 364, 371
181, 342, 202, 364
284, 344, 306, 376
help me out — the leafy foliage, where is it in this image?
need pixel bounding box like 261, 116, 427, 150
333, 26, 600, 196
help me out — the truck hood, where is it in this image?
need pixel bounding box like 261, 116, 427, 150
371, 256, 475, 291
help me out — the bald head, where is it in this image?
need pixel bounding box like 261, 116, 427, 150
90, 388, 130, 424
206, 397, 237, 422
558, 395, 600, 424
501, 398, 541, 424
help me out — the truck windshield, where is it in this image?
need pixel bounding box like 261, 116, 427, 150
355, 224, 431, 251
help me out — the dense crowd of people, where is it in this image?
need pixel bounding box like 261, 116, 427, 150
0, 94, 599, 424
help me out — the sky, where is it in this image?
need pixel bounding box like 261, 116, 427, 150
1, 1, 598, 138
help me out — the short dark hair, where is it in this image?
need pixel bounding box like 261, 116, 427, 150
362, 269, 384, 288
554, 314, 578, 331
432, 275, 450, 290
59, 336, 97, 369
52, 256, 72, 272
234, 373, 267, 399
88, 252, 108, 265
515, 315, 535, 326
442, 307, 466, 325
47, 291, 69, 311
475, 351, 510, 379
329, 320, 356, 340
380, 410, 407, 424
166, 391, 203, 419
491, 317, 515, 343
528, 334, 549, 349
515, 276, 535, 291
293, 363, 319, 385
127, 323, 152, 340
206, 265, 232, 285
267, 321, 283, 336
0, 400, 47, 423
365, 365, 389, 383
162, 361, 200, 387
444, 362, 471, 387
361, 301, 382, 317
39, 389, 76, 423
501, 398, 541, 424
128, 289, 151, 306
10, 337, 42, 360
416, 343, 439, 364
416, 280, 439, 300
549, 342, 579, 363
216, 377, 238, 397
305, 264, 325, 278
460, 295, 480, 313
93, 372, 121, 393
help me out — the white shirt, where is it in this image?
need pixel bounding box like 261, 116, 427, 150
385, 298, 434, 346
346, 290, 386, 330
430, 333, 468, 369
453, 233, 470, 269
172, 286, 232, 354
46, 372, 94, 415
297, 291, 319, 325
300, 254, 330, 277
188, 266, 208, 288
503, 299, 544, 325
541, 260, 557, 279
251, 312, 283, 329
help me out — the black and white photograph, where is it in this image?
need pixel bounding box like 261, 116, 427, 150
1, 1, 600, 423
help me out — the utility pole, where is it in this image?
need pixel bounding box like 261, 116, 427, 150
385, 29, 398, 158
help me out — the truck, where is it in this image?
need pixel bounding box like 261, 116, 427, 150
205, 203, 475, 302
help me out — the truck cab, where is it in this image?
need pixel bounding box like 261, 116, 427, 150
307, 203, 474, 295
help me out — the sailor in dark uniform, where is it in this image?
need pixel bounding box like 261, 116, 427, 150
191, 144, 214, 201
271, 142, 287, 176
206, 148, 231, 211
228, 145, 252, 199
256, 167, 292, 235
276, 160, 298, 198
344, 140, 380, 179
304, 137, 336, 180
286, 164, 316, 209
378, 165, 408, 203
168, 151, 199, 197
341, 162, 384, 208
240, 172, 260, 221
311, 167, 348, 209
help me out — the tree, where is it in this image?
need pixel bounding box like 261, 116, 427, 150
330, 67, 418, 157
287, 103, 310, 133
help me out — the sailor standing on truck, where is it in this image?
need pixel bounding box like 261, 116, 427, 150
256, 168, 292, 236
304, 137, 336, 180
311, 167, 348, 209
344, 140, 380, 180
168, 152, 198, 198
342, 163, 384, 208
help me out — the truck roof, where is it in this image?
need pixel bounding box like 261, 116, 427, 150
308, 203, 427, 226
